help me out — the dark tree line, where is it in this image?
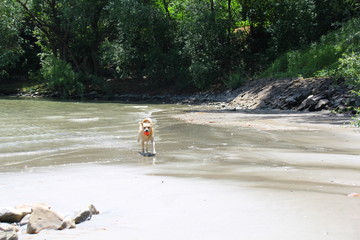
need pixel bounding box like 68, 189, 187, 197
0, 0, 358, 96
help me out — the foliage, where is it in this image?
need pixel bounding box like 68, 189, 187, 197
101, 0, 181, 86
352, 113, 360, 128
178, 1, 226, 89
0, 0, 23, 80
338, 52, 360, 92
338, 51, 360, 127
223, 63, 247, 89
0, 0, 359, 93
40, 54, 84, 97
266, 0, 317, 54
260, 18, 360, 79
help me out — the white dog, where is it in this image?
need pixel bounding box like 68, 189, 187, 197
138, 118, 156, 155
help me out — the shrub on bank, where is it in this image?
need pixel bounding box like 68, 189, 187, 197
338, 52, 360, 126
260, 18, 360, 79
40, 55, 84, 98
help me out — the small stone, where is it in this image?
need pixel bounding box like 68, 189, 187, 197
74, 210, 92, 224
88, 204, 99, 215
59, 216, 76, 230
0, 223, 19, 232
0, 231, 18, 240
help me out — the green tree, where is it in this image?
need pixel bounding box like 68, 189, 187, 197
0, 0, 23, 80
101, 0, 183, 86
14, 0, 112, 95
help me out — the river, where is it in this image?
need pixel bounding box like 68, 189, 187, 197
1, 98, 360, 240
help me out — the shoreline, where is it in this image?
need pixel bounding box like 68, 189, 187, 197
1, 77, 359, 113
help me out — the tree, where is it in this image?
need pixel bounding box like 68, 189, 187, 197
0, 0, 23, 80
14, 0, 111, 76
101, 0, 182, 85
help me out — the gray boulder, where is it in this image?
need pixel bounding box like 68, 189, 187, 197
297, 94, 325, 111
26, 206, 63, 234
315, 99, 329, 110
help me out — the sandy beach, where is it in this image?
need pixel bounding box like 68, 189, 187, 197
1, 163, 360, 240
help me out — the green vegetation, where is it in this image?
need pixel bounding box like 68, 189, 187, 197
260, 18, 360, 79
0, 0, 359, 98
338, 52, 360, 126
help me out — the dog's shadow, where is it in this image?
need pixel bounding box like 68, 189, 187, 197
139, 152, 156, 157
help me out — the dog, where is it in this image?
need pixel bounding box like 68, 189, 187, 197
138, 118, 156, 155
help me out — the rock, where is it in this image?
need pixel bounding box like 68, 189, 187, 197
0, 224, 18, 240
19, 214, 30, 226
88, 204, 100, 215
0, 232, 18, 240
315, 99, 329, 110
59, 216, 76, 230
284, 96, 297, 106
332, 97, 345, 108
74, 204, 99, 224
0, 224, 19, 232
26, 206, 63, 234
74, 209, 92, 224
0, 207, 30, 223
297, 95, 319, 111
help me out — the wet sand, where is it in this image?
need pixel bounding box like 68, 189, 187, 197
2, 163, 360, 240
174, 108, 356, 131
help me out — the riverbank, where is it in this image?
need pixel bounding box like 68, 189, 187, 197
1, 77, 359, 113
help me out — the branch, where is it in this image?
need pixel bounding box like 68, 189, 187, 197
14, 0, 52, 38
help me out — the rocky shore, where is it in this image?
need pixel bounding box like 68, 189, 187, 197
0, 204, 99, 240
5, 77, 359, 113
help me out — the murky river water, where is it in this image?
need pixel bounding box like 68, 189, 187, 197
1, 98, 360, 239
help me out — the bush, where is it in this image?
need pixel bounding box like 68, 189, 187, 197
260, 17, 360, 79
338, 52, 360, 127
338, 52, 360, 91
40, 54, 84, 98
224, 65, 247, 89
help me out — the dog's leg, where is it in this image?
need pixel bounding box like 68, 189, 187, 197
152, 140, 156, 154
145, 141, 149, 153
141, 141, 145, 153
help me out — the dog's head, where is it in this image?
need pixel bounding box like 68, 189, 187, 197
140, 118, 154, 136
142, 122, 153, 135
